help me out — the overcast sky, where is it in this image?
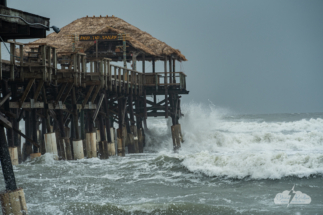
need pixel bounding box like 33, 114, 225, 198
6, 0, 323, 114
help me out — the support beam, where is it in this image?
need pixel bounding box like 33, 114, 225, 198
91, 85, 101, 104
0, 92, 11, 107
33, 80, 44, 101
55, 83, 67, 104
82, 85, 94, 108
61, 83, 74, 104
92, 93, 105, 122
19, 78, 35, 108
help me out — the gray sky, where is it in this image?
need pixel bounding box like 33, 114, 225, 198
7, 0, 323, 114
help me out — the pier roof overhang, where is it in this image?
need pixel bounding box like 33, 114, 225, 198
0, 5, 49, 40
24, 16, 187, 62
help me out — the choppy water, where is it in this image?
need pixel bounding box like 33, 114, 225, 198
1, 103, 323, 214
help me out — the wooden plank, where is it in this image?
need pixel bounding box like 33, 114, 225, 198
0, 113, 12, 129
0, 92, 11, 107
33, 80, 44, 101
76, 104, 97, 110
19, 78, 35, 108
82, 85, 94, 108
55, 83, 67, 104
61, 83, 74, 103
10, 102, 44, 109
92, 93, 105, 121
91, 85, 101, 103
6, 41, 24, 46
12, 125, 39, 148
48, 103, 67, 109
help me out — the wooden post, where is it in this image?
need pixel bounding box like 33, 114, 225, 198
72, 88, 80, 140
104, 96, 112, 142
10, 43, 15, 81
98, 112, 108, 159
42, 45, 47, 81
164, 56, 168, 118
11, 85, 19, 153
169, 57, 172, 84
0, 125, 17, 191
23, 111, 32, 161
42, 86, 51, 133
135, 99, 144, 153
142, 55, 148, 128
173, 59, 176, 83
2, 81, 13, 149
41, 112, 46, 155
95, 40, 98, 72
32, 85, 39, 154
152, 58, 156, 104
80, 110, 85, 140
117, 98, 125, 156
0, 42, 2, 80
57, 110, 73, 160
123, 33, 127, 68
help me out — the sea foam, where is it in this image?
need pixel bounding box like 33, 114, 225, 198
146, 103, 323, 179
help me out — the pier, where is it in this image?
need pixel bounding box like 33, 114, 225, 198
0, 3, 188, 214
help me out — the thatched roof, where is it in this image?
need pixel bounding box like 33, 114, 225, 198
26, 16, 187, 61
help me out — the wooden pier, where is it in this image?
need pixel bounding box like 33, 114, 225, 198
0, 7, 188, 214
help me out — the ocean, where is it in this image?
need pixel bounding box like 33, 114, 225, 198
1, 103, 323, 214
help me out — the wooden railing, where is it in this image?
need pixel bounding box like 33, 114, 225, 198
144, 72, 187, 90
109, 65, 144, 95
0, 43, 185, 94
58, 52, 86, 86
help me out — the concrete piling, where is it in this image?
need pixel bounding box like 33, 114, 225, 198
72, 140, 84, 159
0, 188, 28, 215
8, 147, 19, 166
44, 132, 58, 160
107, 127, 115, 156
86, 132, 97, 158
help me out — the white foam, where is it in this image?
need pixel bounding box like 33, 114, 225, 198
146, 103, 323, 179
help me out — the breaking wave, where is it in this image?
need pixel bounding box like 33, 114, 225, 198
146, 103, 323, 179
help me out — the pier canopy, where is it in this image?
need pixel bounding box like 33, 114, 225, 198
24, 16, 187, 62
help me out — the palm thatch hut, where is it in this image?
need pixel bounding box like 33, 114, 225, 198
24, 15, 187, 63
